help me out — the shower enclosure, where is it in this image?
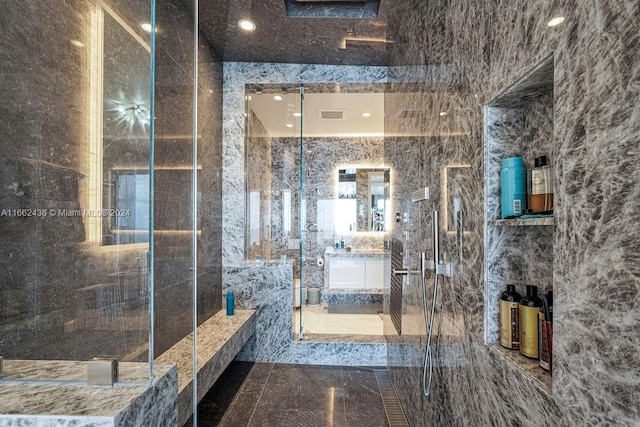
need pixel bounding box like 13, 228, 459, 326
244, 83, 389, 341
0, 0, 222, 422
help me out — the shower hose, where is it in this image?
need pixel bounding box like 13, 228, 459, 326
421, 263, 444, 397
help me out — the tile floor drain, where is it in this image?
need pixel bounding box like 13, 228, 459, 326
374, 370, 410, 427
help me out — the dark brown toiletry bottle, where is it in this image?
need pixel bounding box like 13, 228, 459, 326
499, 285, 522, 350
527, 156, 554, 214
539, 291, 553, 374
519, 285, 543, 359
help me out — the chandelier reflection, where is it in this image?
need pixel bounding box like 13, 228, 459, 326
107, 90, 150, 134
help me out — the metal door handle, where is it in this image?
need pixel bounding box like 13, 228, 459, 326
393, 268, 420, 276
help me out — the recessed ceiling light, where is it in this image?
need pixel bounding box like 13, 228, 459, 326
547, 16, 565, 27
70, 40, 85, 48
274, 95, 283, 101
439, 111, 447, 116
293, 112, 302, 117
238, 19, 256, 31
141, 23, 152, 32
362, 112, 371, 117
286, 123, 294, 128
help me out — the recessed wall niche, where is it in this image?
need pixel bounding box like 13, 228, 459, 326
483, 54, 555, 393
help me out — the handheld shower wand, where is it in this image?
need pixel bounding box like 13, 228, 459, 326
421, 211, 439, 397
405, 188, 454, 398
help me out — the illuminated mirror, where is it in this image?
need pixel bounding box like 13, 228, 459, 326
337, 167, 390, 232
88, 2, 151, 246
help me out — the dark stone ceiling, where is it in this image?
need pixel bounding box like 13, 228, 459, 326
197, 0, 403, 66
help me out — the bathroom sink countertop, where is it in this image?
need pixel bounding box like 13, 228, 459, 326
325, 250, 386, 258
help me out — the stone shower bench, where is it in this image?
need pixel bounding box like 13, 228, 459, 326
0, 360, 178, 426
0, 309, 255, 426
156, 308, 256, 426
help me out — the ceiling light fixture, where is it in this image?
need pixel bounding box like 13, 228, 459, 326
70, 40, 85, 48
362, 112, 371, 117
274, 95, 283, 101
439, 111, 447, 116
547, 16, 565, 27
141, 23, 153, 32
293, 112, 302, 117
286, 123, 294, 128
238, 19, 256, 32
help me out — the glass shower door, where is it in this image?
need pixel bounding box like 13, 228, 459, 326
0, 0, 154, 384
242, 85, 304, 337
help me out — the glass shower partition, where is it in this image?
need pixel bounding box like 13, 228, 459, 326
0, 0, 155, 384
243, 85, 304, 337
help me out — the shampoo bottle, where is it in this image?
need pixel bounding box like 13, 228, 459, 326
539, 291, 553, 373
519, 285, 542, 359
500, 157, 526, 218
226, 291, 235, 316
499, 285, 522, 350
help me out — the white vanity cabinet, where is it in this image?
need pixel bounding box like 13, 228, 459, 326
364, 259, 384, 288
327, 255, 384, 290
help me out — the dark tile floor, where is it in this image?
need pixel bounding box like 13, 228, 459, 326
191, 362, 390, 427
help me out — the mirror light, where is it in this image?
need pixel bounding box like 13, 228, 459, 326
547, 16, 565, 27
238, 19, 256, 31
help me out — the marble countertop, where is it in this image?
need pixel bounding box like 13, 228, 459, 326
325, 250, 385, 258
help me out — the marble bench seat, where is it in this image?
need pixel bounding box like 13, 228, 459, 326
156, 309, 256, 426
0, 309, 255, 427
0, 361, 178, 426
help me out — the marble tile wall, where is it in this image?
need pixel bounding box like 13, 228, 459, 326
283, 0, 381, 19
223, 262, 294, 362
385, 0, 639, 425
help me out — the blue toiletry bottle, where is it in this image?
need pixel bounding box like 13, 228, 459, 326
501, 157, 526, 218
226, 292, 235, 315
